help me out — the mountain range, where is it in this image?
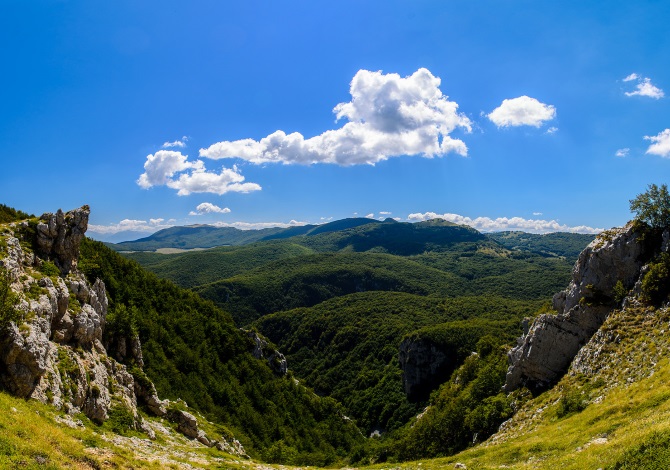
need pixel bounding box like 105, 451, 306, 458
3, 205, 670, 468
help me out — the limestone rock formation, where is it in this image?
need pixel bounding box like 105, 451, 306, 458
35, 206, 90, 274
244, 330, 288, 375
0, 206, 247, 452
399, 336, 451, 400
504, 223, 654, 392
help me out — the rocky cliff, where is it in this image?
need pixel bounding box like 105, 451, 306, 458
399, 336, 453, 400
504, 222, 662, 392
0, 207, 244, 454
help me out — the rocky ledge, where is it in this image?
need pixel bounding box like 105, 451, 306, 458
504, 223, 663, 392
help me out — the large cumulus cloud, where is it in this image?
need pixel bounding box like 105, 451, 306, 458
199, 68, 472, 166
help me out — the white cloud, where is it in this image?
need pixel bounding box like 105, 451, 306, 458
533, 212, 543, 216
546, 126, 558, 134
624, 75, 664, 99
189, 202, 232, 216
407, 212, 602, 234
365, 213, 375, 219
379, 211, 392, 215
199, 68, 472, 166
487, 96, 556, 128
89, 218, 174, 235
137, 150, 261, 196
645, 129, 670, 157
137, 150, 202, 188
615, 148, 630, 158
211, 220, 308, 230
162, 136, 189, 148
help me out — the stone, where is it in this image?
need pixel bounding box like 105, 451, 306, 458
505, 223, 650, 392
243, 330, 288, 376
35, 206, 90, 274
399, 336, 452, 400
167, 408, 199, 439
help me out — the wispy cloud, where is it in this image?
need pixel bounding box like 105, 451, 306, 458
137, 150, 261, 196
487, 96, 556, 128
211, 220, 308, 230
645, 129, 670, 157
623, 74, 664, 99
89, 217, 173, 235
162, 136, 189, 148
407, 212, 602, 234
615, 148, 630, 158
199, 68, 472, 166
189, 202, 231, 216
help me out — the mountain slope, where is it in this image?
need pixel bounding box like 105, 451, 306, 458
254, 292, 543, 435
0, 206, 362, 466
80, 238, 362, 464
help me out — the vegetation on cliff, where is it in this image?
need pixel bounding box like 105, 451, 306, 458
79, 238, 362, 465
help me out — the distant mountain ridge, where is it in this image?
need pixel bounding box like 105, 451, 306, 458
106, 217, 386, 251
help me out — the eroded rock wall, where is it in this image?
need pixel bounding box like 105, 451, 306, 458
504, 223, 654, 392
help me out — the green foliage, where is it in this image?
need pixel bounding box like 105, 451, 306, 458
105, 402, 136, 434
607, 431, 670, 469
79, 238, 362, 463
556, 389, 587, 418
0, 269, 20, 329
630, 183, 670, 229
106, 304, 138, 337
255, 292, 537, 435
386, 341, 518, 462
125, 241, 315, 288
488, 231, 596, 260
641, 252, 670, 305
0, 204, 32, 224
613, 280, 627, 304
39, 260, 60, 277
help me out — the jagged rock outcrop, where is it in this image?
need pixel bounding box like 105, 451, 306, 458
504, 223, 653, 392
35, 206, 90, 274
0, 207, 139, 425
0, 206, 246, 452
244, 330, 288, 375
399, 336, 451, 400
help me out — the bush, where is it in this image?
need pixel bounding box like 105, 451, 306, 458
556, 389, 587, 418
630, 184, 670, 229
0, 269, 20, 329
641, 253, 670, 305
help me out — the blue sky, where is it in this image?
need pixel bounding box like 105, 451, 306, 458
2, 1, 669, 242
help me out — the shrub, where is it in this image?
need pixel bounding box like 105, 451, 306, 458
39, 260, 60, 277
556, 389, 587, 418
641, 253, 670, 305
0, 269, 20, 329
630, 184, 670, 229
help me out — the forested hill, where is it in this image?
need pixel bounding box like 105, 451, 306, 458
105, 217, 479, 252
76, 238, 362, 464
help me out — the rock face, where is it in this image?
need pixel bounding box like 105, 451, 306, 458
0, 207, 138, 425
399, 336, 451, 400
36, 206, 90, 274
504, 223, 652, 392
244, 330, 288, 376
0, 207, 248, 453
